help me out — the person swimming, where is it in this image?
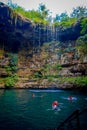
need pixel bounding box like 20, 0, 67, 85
32, 93, 44, 98
68, 96, 77, 101
52, 101, 59, 110
68, 96, 72, 100
32, 93, 35, 97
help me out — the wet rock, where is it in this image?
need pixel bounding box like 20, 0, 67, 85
0, 68, 8, 77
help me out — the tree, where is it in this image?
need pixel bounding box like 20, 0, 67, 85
38, 3, 50, 20
71, 6, 87, 19
60, 12, 69, 22
7, 0, 17, 9
53, 14, 60, 22
53, 12, 69, 22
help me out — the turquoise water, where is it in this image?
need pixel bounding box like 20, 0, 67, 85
0, 89, 87, 130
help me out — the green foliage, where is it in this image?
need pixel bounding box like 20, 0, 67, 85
43, 75, 60, 79
70, 6, 87, 19
4, 53, 18, 88
42, 76, 87, 87
76, 34, 87, 55
5, 77, 15, 88
48, 77, 53, 82
80, 17, 87, 34
8, 1, 87, 31
43, 42, 53, 47
5, 66, 12, 76
33, 71, 43, 78
53, 14, 60, 22
64, 47, 75, 53
13, 4, 49, 24
8, 0, 87, 29
53, 6, 86, 28
38, 3, 50, 20
53, 12, 69, 23
74, 77, 87, 86
56, 77, 87, 87
43, 64, 50, 69
5, 53, 18, 75
8, 0, 17, 9
53, 63, 62, 70
61, 18, 77, 27
65, 77, 87, 87
9, 54, 18, 71
9, 53, 18, 66
60, 12, 69, 22
8, 2, 50, 24
53, 18, 77, 28
5, 74, 19, 88
57, 49, 62, 57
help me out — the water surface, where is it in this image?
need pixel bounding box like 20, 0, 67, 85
0, 89, 87, 130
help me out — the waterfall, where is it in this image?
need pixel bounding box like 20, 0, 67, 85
32, 25, 35, 54
51, 25, 55, 42
55, 26, 57, 42
46, 25, 48, 42
31, 23, 59, 53
38, 23, 41, 52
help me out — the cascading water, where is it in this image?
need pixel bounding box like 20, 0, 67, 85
31, 23, 60, 53
38, 24, 41, 52
32, 25, 35, 54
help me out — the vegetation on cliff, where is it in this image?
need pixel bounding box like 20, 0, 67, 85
1, 53, 19, 88
76, 34, 87, 56
8, 1, 87, 30
0, 2, 87, 89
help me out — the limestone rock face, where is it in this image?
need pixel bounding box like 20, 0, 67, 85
0, 2, 87, 89
0, 2, 33, 52
58, 21, 81, 42
0, 68, 8, 77
0, 2, 86, 53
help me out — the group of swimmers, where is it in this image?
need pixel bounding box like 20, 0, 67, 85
32, 93, 76, 110
52, 96, 76, 110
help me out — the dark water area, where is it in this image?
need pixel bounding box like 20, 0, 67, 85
0, 89, 87, 130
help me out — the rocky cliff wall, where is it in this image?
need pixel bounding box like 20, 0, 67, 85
0, 2, 85, 52
0, 2, 87, 89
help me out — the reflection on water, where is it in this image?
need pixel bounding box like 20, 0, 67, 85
29, 89, 63, 92
0, 89, 87, 130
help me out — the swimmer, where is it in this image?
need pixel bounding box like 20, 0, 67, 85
68, 96, 77, 101
32, 93, 44, 98
68, 96, 72, 100
32, 93, 35, 97
52, 101, 59, 110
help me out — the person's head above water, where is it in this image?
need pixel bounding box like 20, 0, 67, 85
68, 96, 72, 100
52, 101, 59, 106
32, 93, 35, 97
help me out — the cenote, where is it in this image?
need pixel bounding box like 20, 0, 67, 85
0, 89, 87, 130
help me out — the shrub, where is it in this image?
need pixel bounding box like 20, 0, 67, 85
74, 77, 87, 87
34, 71, 43, 78
80, 17, 87, 34
5, 74, 19, 88
53, 63, 62, 70
48, 77, 53, 82
5, 76, 15, 88
5, 53, 18, 75
9, 54, 18, 72
76, 34, 87, 56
